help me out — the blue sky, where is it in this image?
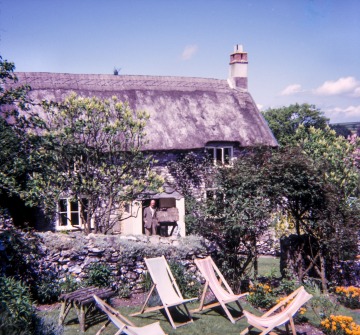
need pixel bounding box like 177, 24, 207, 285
1, 0, 359, 123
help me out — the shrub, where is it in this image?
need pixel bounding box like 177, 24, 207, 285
321, 315, 360, 335
35, 278, 61, 304
246, 282, 276, 309
276, 276, 298, 295
86, 263, 112, 288
0, 276, 34, 334
59, 274, 82, 294
306, 282, 339, 321
118, 283, 132, 299
168, 260, 201, 299
334, 286, 360, 309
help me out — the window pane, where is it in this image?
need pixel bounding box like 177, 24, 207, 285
71, 212, 80, 226
60, 213, 68, 226
224, 148, 231, 165
216, 148, 223, 165
59, 199, 67, 212
70, 200, 79, 212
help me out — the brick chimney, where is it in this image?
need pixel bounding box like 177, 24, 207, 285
228, 44, 248, 90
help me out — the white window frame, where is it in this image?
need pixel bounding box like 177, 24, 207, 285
205, 146, 233, 166
56, 197, 92, 231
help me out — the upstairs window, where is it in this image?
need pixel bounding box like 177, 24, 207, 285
205, 146, 233, 165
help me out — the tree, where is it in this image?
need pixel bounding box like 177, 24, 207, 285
268, 127, 360, 291
30, 93, 164, 234
262, 103, 329, 146
201, 148, 273, 290
0, 56, 39, 226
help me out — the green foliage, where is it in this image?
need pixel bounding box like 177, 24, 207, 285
262, 103, 329, 146
0, 276, 34, 334
140, 271, 153, 292
267, 143, 360, 289
117, 283, 132, 299
35, 278, 61, 304
28, 93, 164, 233
334, 286, 360, 309
168, 151, 213, 197
59, 275, 82, 294
168, 152, 213, 235
276, 274, 298, 295
202, 148, 273, 288
86, 263, 112, 288
296, 125, 360, 198
247, 281, 277, 309
168, 260, 201, 299
0, 221, 60, 302
0, 55, 40, 227
306, 281, 339, 321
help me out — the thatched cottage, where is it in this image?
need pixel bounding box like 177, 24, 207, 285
14, 45, 277, 236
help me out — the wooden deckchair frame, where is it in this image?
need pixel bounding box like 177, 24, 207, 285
93, 295, 167, 335
240, 286, 312, 335
130, 256, 197, 329
192, 256, 249, 323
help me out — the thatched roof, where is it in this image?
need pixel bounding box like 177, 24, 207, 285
15, 72, 277, 150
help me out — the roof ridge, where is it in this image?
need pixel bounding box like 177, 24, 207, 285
15, 72, 232, 92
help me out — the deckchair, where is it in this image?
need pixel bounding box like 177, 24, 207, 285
240, 286, 313, 335
93, 295, 167, 335
131, 256, 197, 329
192, 256, 249, 323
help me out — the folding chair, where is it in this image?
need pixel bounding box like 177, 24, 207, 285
193, 256, 249, 323
93, 295, 166, 335
131, 256, 197, 329
240, 286, 313, 335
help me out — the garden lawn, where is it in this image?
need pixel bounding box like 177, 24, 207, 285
39, 300, 265, 335
36, 256, 360, 334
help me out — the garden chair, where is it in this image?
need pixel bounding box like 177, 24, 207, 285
93, 295, 167, 335
240, 286, 313, 335
131, 256, 197, 329
192, 256, 249, 323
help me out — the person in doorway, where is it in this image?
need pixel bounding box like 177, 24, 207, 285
143, 199, 158, 236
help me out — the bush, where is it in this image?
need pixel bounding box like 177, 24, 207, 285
86, 262, 112, 288
59, 274, 82, 294
35, 278, 61, 304
306, 282, 339, 321
246, 281, 277, 309
334, 286, 360, 309
321, 315, 360, 335
168, 260, 201, 299
0, 276, 34, 335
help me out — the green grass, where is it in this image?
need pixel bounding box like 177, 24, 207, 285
41, 300, 259, 335
257, 256, 281, 277
38, 257, 360, 334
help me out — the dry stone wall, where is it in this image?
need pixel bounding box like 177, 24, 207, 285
38, 231, 279, 292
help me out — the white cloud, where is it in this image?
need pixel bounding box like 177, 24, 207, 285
325, 105, 360, 122
279, 84, 302, 96
352, 86, 360, 97
314, 76, 359, 96
181, 44, 198, 60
